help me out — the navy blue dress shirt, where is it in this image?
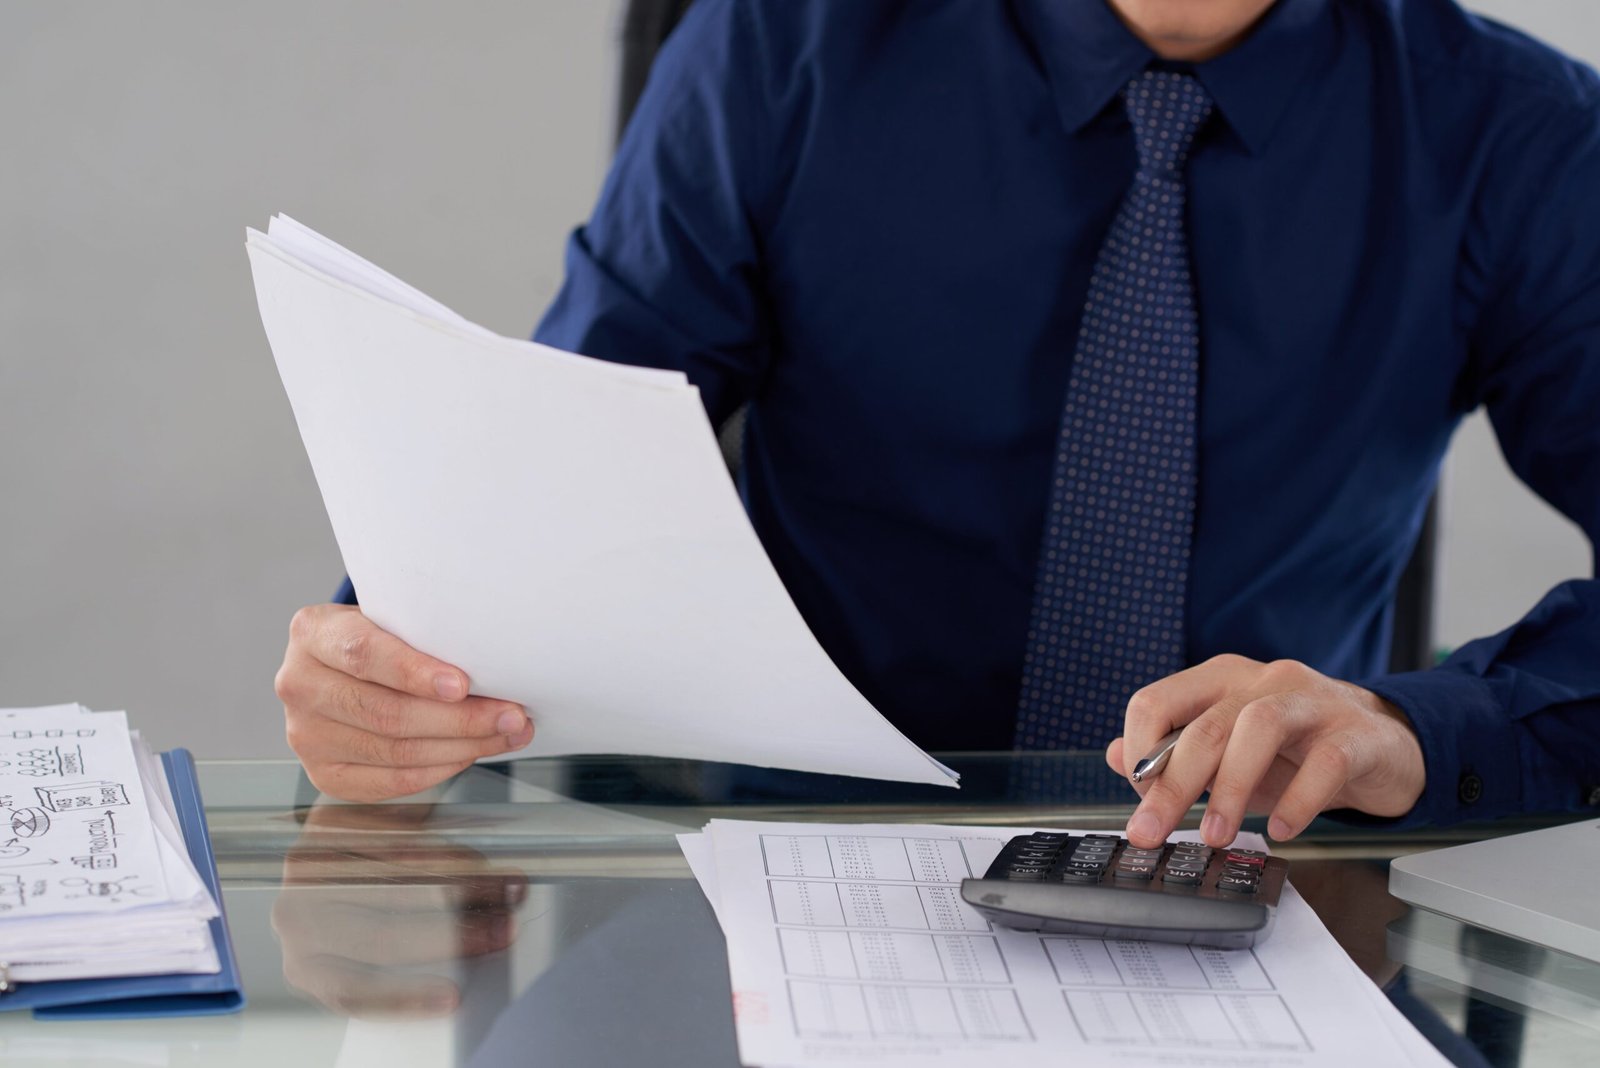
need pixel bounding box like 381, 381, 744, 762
528, 0, 1600, 825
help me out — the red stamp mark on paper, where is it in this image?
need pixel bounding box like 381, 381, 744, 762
732, 991, 770, 1025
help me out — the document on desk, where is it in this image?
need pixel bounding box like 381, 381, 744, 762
0, 704, 219, 983
245, 216, 954, 788
680, 820, 1449, 1068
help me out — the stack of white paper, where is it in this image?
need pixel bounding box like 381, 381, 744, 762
680, 820, 1450, 1068
0, 705, 219, 983
245, 215, 956, 788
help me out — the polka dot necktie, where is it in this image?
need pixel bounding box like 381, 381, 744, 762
1014, 70, 1214, 752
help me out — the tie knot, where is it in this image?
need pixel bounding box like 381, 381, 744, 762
1121, 70, 1213, 178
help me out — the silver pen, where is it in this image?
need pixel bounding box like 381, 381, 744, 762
1130, 726, 1184, 783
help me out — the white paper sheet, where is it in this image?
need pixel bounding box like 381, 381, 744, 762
245, 217, 955, 788
685, 820, 1449, 1068
0, 705, 168, 918
0, 705, 218, 983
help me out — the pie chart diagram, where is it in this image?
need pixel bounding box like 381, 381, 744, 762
9, 808, 50, 838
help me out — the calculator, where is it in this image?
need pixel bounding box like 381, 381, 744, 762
959, 832, 1289, 949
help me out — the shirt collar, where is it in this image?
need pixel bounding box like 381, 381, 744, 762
1018, 0, 1335, 155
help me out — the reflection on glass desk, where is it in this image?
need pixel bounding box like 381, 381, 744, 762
2, 753, 1595, 1067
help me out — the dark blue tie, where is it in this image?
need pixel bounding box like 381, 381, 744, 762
1015, 71, 1214, 752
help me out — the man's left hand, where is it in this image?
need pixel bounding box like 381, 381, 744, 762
1106, 655, 1426, 849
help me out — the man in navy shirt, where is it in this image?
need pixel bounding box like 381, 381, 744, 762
275, 0, 1600, 848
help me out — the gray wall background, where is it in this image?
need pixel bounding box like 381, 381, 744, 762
0, 1, 1593, 758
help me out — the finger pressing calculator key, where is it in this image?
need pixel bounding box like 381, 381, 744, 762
959, 831, 1290, 949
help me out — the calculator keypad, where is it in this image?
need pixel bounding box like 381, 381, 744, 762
963, 832, 1288, 948
984, 832, 1283, 904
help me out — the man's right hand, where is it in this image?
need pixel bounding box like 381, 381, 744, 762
275, 604, 534, 801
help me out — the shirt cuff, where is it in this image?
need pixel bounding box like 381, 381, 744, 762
1355, 668, 1519, 828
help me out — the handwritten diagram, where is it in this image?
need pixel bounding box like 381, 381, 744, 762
61, 873, 153, 903
7, 806, 51, 837
34, 780, 131, 812
5, 744, 87, 778
0, 706, 165, 919
4, 728, 97, 740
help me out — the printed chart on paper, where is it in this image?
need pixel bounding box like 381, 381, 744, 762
686, 820, 1448, 1068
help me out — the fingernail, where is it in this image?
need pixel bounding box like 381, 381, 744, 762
1201, 811, 1226, 845
435, 673, 466, 700
1267, 816, 1293, 840
496, 709, 527, 735
1127, 811, 1161, 844
504, 722, 534, 751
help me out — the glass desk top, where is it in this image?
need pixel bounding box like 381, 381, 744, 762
4, 753, 1595, 1067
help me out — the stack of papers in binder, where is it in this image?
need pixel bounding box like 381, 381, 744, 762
0, 704, 241, 1017
246, 215, 957, 788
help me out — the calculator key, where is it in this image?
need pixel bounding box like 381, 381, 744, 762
1165, 860, 1206, 874
1161, 869, 1203, 885
1216, 876, 1259, 894
1121, 848, 1162, 861
1225, 850, 1267, 860
1029, 833, 1068, 844
1062, 860, 1105, 875
1113, 866, 1155, 881
1084, 834, 1121, 840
